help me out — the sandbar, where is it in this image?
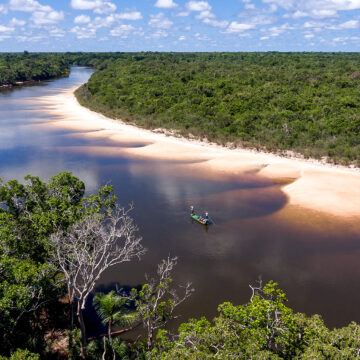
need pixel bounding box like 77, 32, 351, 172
38, 86, 360, 219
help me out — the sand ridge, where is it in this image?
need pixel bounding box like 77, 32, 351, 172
38, 86, 360, 218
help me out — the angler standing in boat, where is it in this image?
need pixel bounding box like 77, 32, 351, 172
190, 205, 195, 215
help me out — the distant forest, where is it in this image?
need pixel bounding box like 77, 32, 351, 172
0, 52, 69, 85
2, 52, 360, 165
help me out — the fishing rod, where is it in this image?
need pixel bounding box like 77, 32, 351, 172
208, 216, 216, 225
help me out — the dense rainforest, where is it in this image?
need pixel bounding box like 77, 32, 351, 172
0, 52, 69, 86
74, 52, 360, 166
1, 173, 360, 360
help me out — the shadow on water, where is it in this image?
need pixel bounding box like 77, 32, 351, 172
1, 67, 359, 333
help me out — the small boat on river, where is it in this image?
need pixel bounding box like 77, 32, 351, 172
191, 213, 210, 225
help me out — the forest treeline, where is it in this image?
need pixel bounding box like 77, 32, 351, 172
0, 52, 69, 86
1, 173, 360, 359
73, 52, 360, 166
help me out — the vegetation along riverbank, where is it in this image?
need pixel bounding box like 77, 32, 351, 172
74, 52, 360, 167
0, 52, 69, 87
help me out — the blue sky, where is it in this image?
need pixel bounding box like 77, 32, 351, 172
0, 0, 360, 51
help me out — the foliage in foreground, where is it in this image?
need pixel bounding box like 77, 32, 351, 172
0, 172, 117, 356
75, 52, 360, 165
153, 281, 360, 360
64, 280, 360, 359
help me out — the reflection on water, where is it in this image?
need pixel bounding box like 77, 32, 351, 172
0, 67, 360, 331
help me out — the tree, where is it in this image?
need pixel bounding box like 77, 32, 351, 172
0, 172, 95, 353
93, 291, 139, 360
154, 280, 299, 359
132, 256, 194, 350
50, 205, 146, 359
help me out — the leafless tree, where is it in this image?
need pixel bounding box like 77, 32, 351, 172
133, 256, 194, 350
50, 204, 145, 359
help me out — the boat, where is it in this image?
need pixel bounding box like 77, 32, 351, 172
191, 213, 209, 225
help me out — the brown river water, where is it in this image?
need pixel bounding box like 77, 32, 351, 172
1, 67, 360, 334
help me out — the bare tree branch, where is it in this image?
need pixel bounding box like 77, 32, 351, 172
133, 256, 194, 350
50, 204, 146, 359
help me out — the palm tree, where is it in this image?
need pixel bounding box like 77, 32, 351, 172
93, 291, 138, 359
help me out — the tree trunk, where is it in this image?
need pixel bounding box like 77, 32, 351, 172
102, 336, 106, 360
108, 318, 113, 344
86, 323, 140, 341
77, 302, 87, 359
147, 325, 153, 351
108, 318, 115, 360
68, 284, 74, 330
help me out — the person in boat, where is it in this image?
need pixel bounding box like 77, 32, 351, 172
190, 205, 194, 215
205, 211, 209, 220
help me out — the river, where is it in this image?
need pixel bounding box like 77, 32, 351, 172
1, 67, 360, 332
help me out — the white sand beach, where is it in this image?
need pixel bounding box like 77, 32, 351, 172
37, 86, 360, 219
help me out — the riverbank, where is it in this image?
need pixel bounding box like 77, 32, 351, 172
0, 71, 71, 90
0, 79, 41, 89
38, 85, 360, 219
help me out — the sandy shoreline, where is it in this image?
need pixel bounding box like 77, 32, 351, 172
37, 86, 360, 219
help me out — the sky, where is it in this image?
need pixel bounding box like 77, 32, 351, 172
0, 0, 360, 51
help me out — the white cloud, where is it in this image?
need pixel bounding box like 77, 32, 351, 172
9, 0, 63, 25
203, 18, 228, 27
146, 29, 169, 38
74, 14, 91, 23
148, 13, 173, 29
9, 0, 51, 12
245, 3, 256, 10
154, 0, 178, 9
267, 23, 293, 37
196, 10, 215, 19
248, 15, 275, 25
110, 24, 135, 37
9, 18, 26, 26
93, 2, 116, 14
285, 10, 308, 18
71, 0, 99, 10
49, 27, 65, 37
177, 11, 190, 16
185, 0, 228, 28
116, 11, 142, 20
329, 19, 359, 29
70, 25, 97, 39
304, 33, 314, 38
263, 0, 360, 18
195, 32, 210, 40
268, 4, 278, 12
311, 9, 337, 17
0, 25, 15, 33
303, 20, 325, 28
0, 4, 8, 14
31, 10, 64, 25
260, 35, 270, 40
94, 15, 115, 27
333, 35, 360, 42
225, 21, 255, 32
178, 35, 186, 40
237, 3, 277, 28
186, 1, 211, 12
15, 34, 45, 42
71, 0, 116, 14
